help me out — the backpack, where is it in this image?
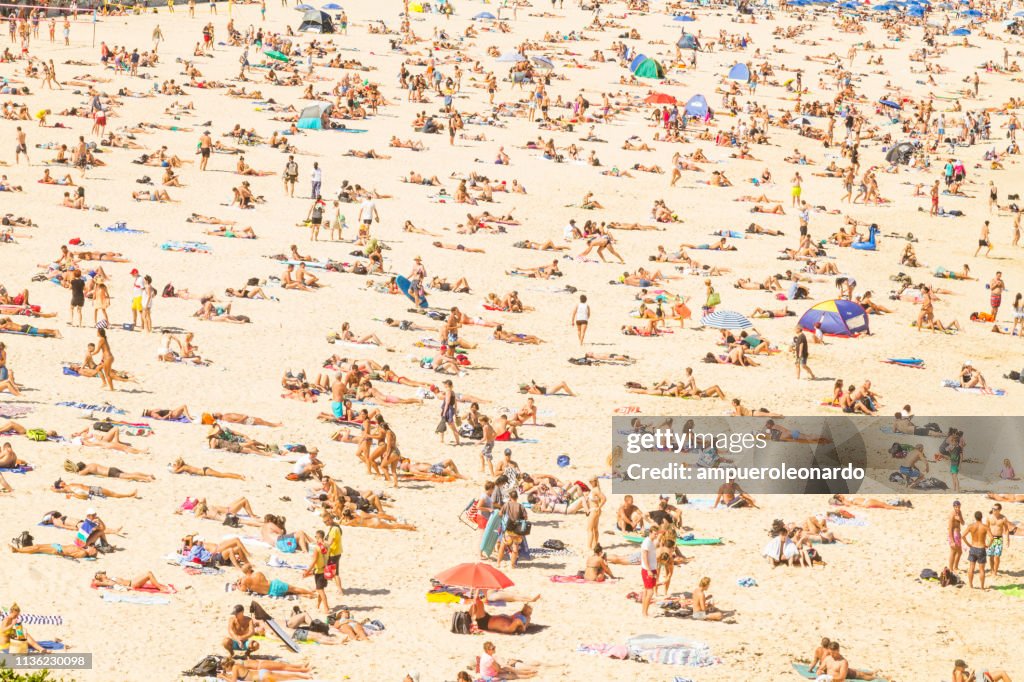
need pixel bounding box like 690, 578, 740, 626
307, 619, 330, 635
920, 568, 938, 581
508, 519, 532, 536
93, 421, 115, 432
542, 539, 565, 551
182, 655, 222, 677
26, 429, 48, 441
222, 514, 241, 528
450, 610, 471, 635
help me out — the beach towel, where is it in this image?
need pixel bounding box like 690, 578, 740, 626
826, 514, 867, 527
56, 401, 126, 415
791, 662, 887, 680
576, 643, 630, 659
0, 465, 32, 474
626, 634, 719, 667
941, 379, 1006, 396
102, 223, 145, 234
1, 641, 64, 653
101, 592, 171, 605
160, 240, 212, 253
0, 610, 62, 626
681, 497, 719, 509
0, 404, 30, 419
222, 534, 272, 549
267, 554, 307, 570
550, 575, 619, 584
991, 584, 1024, 597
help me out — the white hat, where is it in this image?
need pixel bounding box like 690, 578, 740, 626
194, 535, 206, 543
406, 673, 420, 682
963, 360, 973, 367
86, 507, 97, 516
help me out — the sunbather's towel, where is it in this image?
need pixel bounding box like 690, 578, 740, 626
941, 379, 1006, 396
267, 554, 307, 570
826, 514, 868, 527
0, 465, 32, 474
56, 400, 127, 415
626, 634, 719, 667
576, 643, 629, 659
0, 610, 63, 626
991, 584, 1024, 597
0, 404, 30, 419
101, 592, 171, 605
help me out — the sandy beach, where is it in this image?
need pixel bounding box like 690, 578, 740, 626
0, 0, 1023, 680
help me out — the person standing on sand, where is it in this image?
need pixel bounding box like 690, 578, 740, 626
930, 179, 939, 216
792, 325, 816, 380
152, 24, 163, 52
198, 130, 212, 171
987, 503, 1010, 577
989, 271, 1004, 320
948, 500, 964, 573
142, 275, 156, 333
439, 379, 460, 446
310, 161, 321, 200
963, 510, 992, 589
14, 126, 27, 164
69, 268, 85, 327
283, 155, 298, 197
571, 294, 590, 345
130, 268, 144, 328
640, 525, 661, 617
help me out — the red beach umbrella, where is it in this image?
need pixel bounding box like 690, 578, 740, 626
434, 562, 514, 590
645, 93, 677, 104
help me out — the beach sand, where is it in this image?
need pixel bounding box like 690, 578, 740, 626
0, 1, 1022, 680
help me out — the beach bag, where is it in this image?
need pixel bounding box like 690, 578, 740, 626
222, 514, 241, 528
307, 619, 330, 635
509, 519, 532, 536
542, 539, 565, 550
435, 418, 448, 434
93, 421, 114, 432
705, 291, 721, 307
920, 568, 938, 581
12, 531, 33, 548
26, 429, 48, 441
182, 655, 222, 677
450, 610, 472, 635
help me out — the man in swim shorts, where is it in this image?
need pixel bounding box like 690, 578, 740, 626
222, 604, 260, 657
963, 510, 992, 589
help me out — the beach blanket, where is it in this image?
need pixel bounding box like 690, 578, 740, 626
0, 465, 32, 474
681, 497, 719, 509
941, 379, 1006, 396
102, 222, 145, 234
0, 610, 62, 626
1, 641, 64, 653
626, 634, 719, 667
161, 240, 212, 253
0, 404, 31, 419
792, 662, 887, 680
56, 401, 126, 415
101, 592, 171, 605
576, 643, 630, 659
0, 304, 46, 317
267, 555, 307, 570
991, 584, 1024, 597
826, 514, 868, 527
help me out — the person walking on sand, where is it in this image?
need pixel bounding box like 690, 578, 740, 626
283, 155, 298, 197
93, 327, 115, 391
974, 220, 993, 258
69, 268, 85, 327
963, 510, 992, 589
310, 162, 321, 200
198, 130, 212, 171
571, 294, 590, 345
439, 379, 460, 446
989, 271, 1004, 320
948, 500, 964, 573
792, 325, 816, 380
130, 268, 144, 328
303, 529, 330, 614
152, 24, 163, 52
14, 126, 27, 164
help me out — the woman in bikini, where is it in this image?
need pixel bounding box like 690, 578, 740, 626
171, 458, 245, 480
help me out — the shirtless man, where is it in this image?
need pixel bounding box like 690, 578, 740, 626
236, 563, 314, 597
963, 510, 992, 589
616, 495, 644, 532
10, 543, 98, 559
713, 478, 757, 508
987, 503, 1011, 577
818, 641, 877, 681
222, 605, 260, 657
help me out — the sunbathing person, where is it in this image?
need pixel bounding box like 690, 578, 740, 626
171, 458, 245, 480
751, 306, 795, 319
10, 542, 98, 559
236, 564, 314, 597
829, 494, 908, 510
132, 189, 174, 202
92, 570, 174, 593
206, 226, 257, 238
176, 497, 259, 522
51, 479, 137, 499
584, 545, 616, 582
142, 405, 193, 421
64, 460, 155, 482
0, 317, 61, 338
339, 508, 416, 530
72, 425, 149, 453
0, 442, 27, 469
397, 457, 465, 479
493, 324, 543, 344
208, 412, 281, 427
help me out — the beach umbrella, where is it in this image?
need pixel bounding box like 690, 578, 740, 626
792, 115, 814, 127
295, 3, 315, 10
879, 98, 902, 109
673, 14, 696, 20
644, 92, 677, 104
951, 27, 971, 35
677, 33, 699, 49
496, 52, 526, 62
727, 62, 750, 83
434, 563, 513, 591
1015, 10, 1024, 16
963, 8, 982, 16
530, 56, 555, 69
322, 2, 342, 8
700, 311, 752, 330
885, 142, 915, 165
473, 11, 497, 19
264, 50, 290, 62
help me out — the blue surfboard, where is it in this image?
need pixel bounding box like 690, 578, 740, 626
480, 513, 503, 558
396, 275, 428, 309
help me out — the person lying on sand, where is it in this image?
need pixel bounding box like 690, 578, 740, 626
171, 458, 245, 480
63, 460, 155, 482
51, 478, 137, 500
236, 564, 314, 598
92, 570, 174, 593
10, 542, 98, 559
830, 494, 909, 510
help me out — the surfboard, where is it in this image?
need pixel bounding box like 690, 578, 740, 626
265, 616, 300, 653
396, 275, 428, 309
480, 512, 503, 558
622, 534, 722, 546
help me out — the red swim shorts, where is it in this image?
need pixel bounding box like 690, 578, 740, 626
641, 569, 657, 590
